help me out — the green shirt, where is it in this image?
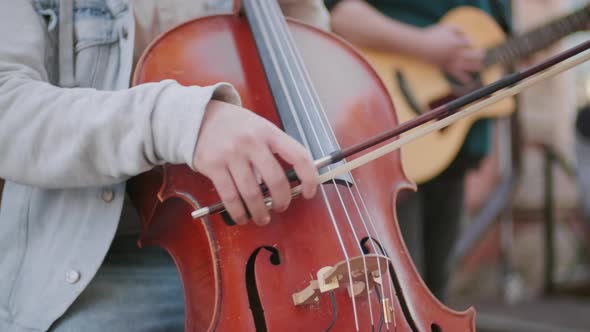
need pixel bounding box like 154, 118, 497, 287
367, 0, 507, 28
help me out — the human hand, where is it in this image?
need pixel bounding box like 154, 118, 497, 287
419, 24, 484, 84
193, 100, 318, 226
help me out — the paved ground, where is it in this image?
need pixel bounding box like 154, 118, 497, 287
451, 296, 590, 332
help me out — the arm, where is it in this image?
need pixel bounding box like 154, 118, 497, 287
329, 0, 427, 56
329, 0, 484, 83
0, 1, 240, 189
0, 1, 318, 225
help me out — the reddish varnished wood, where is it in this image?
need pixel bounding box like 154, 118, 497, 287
129, 14, 476, 332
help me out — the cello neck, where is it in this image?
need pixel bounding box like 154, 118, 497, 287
242, 1, 331, 151
242, 0, 349, 180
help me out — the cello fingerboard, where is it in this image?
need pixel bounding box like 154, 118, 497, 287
243, 0, 351, 183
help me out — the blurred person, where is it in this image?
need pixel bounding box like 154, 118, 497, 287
327, 0, 512, 301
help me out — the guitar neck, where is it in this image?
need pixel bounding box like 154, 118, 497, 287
484, 4, 590, 67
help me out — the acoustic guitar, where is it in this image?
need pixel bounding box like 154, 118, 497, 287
361, 4, 590, 184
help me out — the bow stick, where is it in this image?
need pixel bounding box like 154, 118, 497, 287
192, 40, 590, 220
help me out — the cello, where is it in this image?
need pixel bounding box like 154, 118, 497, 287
128, 0, 589, 331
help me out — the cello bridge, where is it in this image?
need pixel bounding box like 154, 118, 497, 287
292, 254, 390, 306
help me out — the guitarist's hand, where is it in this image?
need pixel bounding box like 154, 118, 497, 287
420, 24, 484, 84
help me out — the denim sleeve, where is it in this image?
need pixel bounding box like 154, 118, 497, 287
0, 1, 241, 189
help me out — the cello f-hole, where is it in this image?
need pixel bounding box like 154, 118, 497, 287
245, 246, 281, 332
360, 236, 388, 256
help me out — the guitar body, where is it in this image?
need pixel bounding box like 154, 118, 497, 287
361, 6, 515, 184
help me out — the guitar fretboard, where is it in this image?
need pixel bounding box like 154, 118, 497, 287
484, 4, 590, 67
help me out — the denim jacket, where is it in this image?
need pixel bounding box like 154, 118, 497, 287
0, 1, 328, 331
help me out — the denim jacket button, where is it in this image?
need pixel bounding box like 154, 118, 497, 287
65, 270, 81, 284
121, 26, 129, 40
101, 189, 114, 202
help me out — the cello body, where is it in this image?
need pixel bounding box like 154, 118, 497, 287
129, 10, 475, 332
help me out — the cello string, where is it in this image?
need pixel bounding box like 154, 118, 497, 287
351, 185, 398, 331
266, 2, 398, 327
263, 2, 399, 328
260, 0, 385, 326
245, 0, 345, 247
252, 0, 369, 323
248, 1, 361, 328
272, 6, 399, 332
258, 3, 380, 314
248, 0, 353, 259
254, 1, 367, 328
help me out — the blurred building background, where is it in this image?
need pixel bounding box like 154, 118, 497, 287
447, 1, 590, 331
